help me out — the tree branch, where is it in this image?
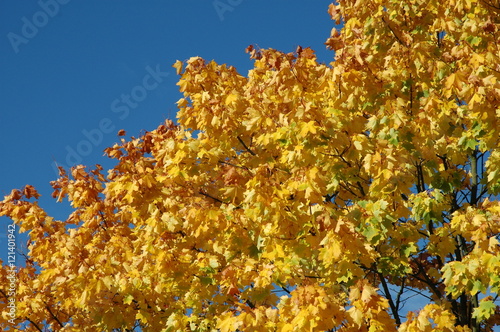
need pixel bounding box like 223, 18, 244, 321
281, 286, 291, 294
382, 16, 407, 47
218, 160, 249, 171
470, 150, 479, 206
26, 317, 44, 332
395, 278, 406, 316
412, 260, 442, 300
199, 190, 225, 204
46, 304, 65, 328
378, 272, 402, 326
237, 136, 256, 156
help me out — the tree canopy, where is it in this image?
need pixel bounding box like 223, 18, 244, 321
2, 0, 500, 331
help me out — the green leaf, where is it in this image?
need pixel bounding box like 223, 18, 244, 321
401, 242, 418, 257
200, 276, 214, 285
388, 128, 399, 146
472, 300, 497, 320
277, 138, 290, 146
249, 244, 261, 258
123, 294, 134, 305
458, 136, 477, 150
470, 280, 486, 296
362, 225, 379, 244
358, 200, 369, 209
466, 35, 482, 46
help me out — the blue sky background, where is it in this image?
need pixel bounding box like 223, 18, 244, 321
0, 1, 335, 236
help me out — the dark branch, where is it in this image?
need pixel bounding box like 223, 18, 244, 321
237, 136, 256, 156
281, 286, 291, 294
395, 278, 406, 318
382, 17, 407, 47
378, 272, 402, 326
218, 160, 249, 171
46, 304, 65, 328
26, 317, 44, 332
199, 190, 225, 204
412, 260, 442, 300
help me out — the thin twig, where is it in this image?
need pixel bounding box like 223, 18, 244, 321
218, 160, 249, 171
199, 190, 225, 204
281, 286, 291, 294
237, 136, 256, 156
26, 317, 44, 332
382, 16, 407, 47
395, 278, 406, 318
46, 305, 64, 328
378, 272, 402, 326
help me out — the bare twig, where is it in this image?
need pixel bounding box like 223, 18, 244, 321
237, 136, 256, 156
46, 305, 64, 328
378, 272, 402, 326
199, 190, 225, 204
26, 317, 44, 332
382, 16, 407, 47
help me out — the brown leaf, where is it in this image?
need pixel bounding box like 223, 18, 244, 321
23, 185, 40, 199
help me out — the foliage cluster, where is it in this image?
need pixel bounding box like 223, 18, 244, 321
1, 0, 500, 331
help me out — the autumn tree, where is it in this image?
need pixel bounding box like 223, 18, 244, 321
1, 0, 500, 331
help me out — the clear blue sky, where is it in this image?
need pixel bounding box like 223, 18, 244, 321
0, 1, 335, 223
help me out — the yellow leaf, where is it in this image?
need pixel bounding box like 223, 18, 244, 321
300, 121, 317, 137
225, 93, 238, 105
217, 313, 235, 332
173, 60, 184, 75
